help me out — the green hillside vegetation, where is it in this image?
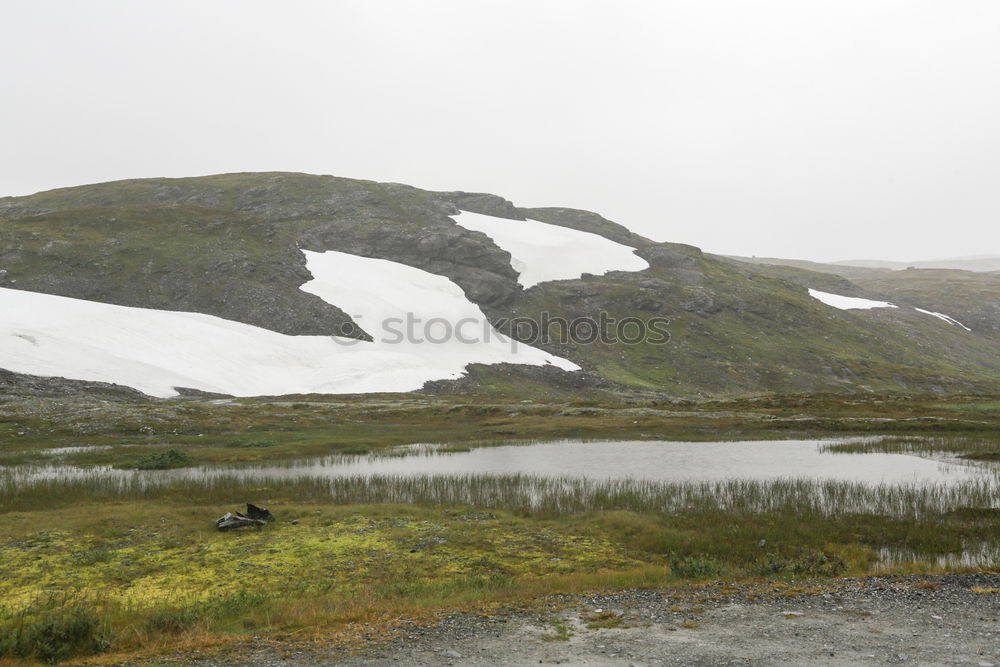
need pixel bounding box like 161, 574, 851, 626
2, 172, 1000, 397
727, 256, 1000, 342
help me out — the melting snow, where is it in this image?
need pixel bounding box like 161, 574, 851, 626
915, 308, 972, 331
808, 289, 898, 311
451, 211, 649, 288
0, 251, 577, 398
809, 289, 971, 331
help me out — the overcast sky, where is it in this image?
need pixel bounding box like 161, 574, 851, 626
2, 1, 998, 262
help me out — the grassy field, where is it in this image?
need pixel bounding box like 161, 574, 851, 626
5, 391, 1000, 470
1, 391, 999, 663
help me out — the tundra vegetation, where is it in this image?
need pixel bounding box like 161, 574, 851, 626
4, 175, 1000, 664
7, 172, 1000, 399
0, 391, 998, 663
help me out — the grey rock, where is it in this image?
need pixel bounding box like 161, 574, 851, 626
637, 242, 702, 269
434, 191, 524, 220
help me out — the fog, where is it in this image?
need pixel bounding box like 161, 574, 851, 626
3, 1, 998, 262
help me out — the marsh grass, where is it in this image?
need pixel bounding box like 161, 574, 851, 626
3, 471, 997, 582
436, 445, 473, 453
225, 439, 277, 448
130, 449, 193, 470
963, 452, 1000, 461
142, 590, 270, 635
2, 470, 999, 517
4, 393, 1000, 662
821, 436, 1000, 458
0, 489, 995, 662
9, 392, 1000, 472
670, 555, 725, 579
0, 594, 110, 664
752, 550, 847, 577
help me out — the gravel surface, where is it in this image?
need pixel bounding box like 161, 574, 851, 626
173, 574, 999, 667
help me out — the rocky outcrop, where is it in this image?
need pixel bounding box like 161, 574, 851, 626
636, 242, 702, 269
0, 369, 149, 399
299, 218, 522, 310
433, 191, 525, 220
420, 363, 629, 398
520, 207, 651, 247
0, 174, 526, 334
0, 206, 359, 337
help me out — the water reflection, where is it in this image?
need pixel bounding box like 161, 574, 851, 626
3, 438, 995, 491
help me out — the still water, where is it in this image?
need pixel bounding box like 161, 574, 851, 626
4, 438, 994, 489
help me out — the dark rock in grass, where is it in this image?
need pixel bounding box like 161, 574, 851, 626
216, 503, 274, 531
245, 503, 274, 522
215, 512, 262, 531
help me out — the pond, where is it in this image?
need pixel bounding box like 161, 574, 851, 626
3, 438, 995, 490
4, 438, 996, 570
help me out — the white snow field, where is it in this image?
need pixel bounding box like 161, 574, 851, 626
808, 289, 898, 310
0, 251, 578, 398
808, 289, 972, 330
915, 308, 972, 331
451, 211, 649, 288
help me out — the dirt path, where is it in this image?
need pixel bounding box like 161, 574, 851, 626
182, 574, 1000, 666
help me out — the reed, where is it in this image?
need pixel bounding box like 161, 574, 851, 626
821, 435, 1000, 457
3, 468, 997, 518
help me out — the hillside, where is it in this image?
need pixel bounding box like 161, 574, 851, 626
3, 172, 1000, 398
726, 255, 1000, 339
835, 256, 1000, 272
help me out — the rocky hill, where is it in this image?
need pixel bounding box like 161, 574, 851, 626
2, 172, 1000, 398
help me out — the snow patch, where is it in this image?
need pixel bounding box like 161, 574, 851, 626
451, 211, 649, 288
0, 251, 578, 398
915, 308, 972, 331
809, 289, 972, 330
808, 289, 898, 311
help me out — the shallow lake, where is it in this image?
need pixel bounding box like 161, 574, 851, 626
4, 438, 995, 489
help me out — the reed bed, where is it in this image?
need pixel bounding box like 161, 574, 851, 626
821, 435, 1000, 456
3, 468, 997, 518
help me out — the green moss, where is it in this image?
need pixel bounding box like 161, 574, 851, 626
0, 506, 642, 615
0, 483, 994, 660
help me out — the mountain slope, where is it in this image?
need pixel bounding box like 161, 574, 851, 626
0, 250, 574, 397
2, 172, 1000, 398
834, 256, 1000, 272
724, 255, 1000, 340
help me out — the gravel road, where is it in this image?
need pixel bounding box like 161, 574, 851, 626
178, 574, 999, 667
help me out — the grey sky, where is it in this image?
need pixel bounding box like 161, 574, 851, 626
2, 1, 998, 262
